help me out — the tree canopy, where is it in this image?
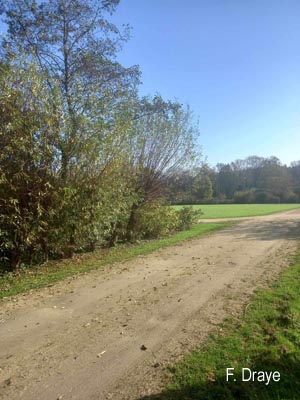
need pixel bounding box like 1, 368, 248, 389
0, 0, 200, 271
167, 156, 300, 205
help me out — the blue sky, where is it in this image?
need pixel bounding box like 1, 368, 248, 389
0, 1, 299, 167
111, 0, 300, 166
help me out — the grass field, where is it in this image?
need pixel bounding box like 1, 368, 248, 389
144, 247, 300, 400
173, 204, 300, 219
0, 222, 228, 299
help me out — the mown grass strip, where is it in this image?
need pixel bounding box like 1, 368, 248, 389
0, 222, 228, 298
172, 204, 300, 219
143, 247, 300, 400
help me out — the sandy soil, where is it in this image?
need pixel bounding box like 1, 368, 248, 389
0, 209, 300, 400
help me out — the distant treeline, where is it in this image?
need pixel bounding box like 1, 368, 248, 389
167, 156, 300, 205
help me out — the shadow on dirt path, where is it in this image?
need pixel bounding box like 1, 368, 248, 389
0, 209, 300, 400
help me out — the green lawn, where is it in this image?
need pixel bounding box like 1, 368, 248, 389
173, 204, 300, 219
142, 247, 300, 400
0, 222, 228, 299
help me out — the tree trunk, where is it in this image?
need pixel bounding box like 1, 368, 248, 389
126, 203, 139, 242
41, 239, 49, 263
10, 248, 21, 274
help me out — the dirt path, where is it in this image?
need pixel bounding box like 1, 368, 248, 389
1, 209, 300, 400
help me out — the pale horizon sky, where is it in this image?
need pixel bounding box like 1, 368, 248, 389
111, 0, 300, 167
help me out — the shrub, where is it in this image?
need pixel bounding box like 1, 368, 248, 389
254, 190, 280, 204
135, 201, 179, 239
282, 191, 298, 203
176, 206, 203, 230
234, 189, 256, 204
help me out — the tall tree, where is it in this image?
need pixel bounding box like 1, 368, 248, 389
290, 161, 300, 199
125, 96, 200, 240
0, 62, 60, 270
0, 0, 140, 267
1, 0, 140, 178
192, 174, 213, 203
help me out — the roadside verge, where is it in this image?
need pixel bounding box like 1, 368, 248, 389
0, 222, 228, 298
141, 245, 300, 400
